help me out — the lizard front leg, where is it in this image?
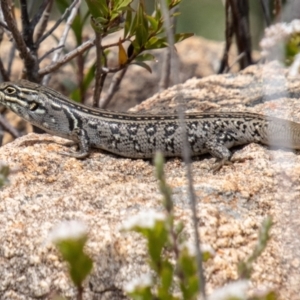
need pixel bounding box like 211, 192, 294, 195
59, 128, 91, 159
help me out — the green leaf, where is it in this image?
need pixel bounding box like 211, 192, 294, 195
0, 164, 9, 188
115, 0, 133, 10
55, 0, 70, 14
145, 37, 168, 49
135, 53, 156, 62
174, 33, 194, 43
171, 11, 181, 17
111, 12, 120, 22
160, 261, 173, 291
154, 1, 161, 20
71, 14, 84, 45
127, 286, 153, 300
169, 0, 181, 9
85, 0, 109, 19
147, 221, 167, 264
146, 15, 158, 31
56, 237, 93, 287
70, 64, 96, 102
132, 62, 152, 73
135, 3, 148, 47
90, 16, 106, 33
129, 7, 138, 37
124, 9, 132, 38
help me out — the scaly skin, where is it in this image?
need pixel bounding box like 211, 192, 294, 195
0, 80, 300, 166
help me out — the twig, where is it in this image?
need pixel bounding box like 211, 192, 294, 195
38, 38, 95, 76
19, 0, 35, 50
7, 43, 16, 77
274, 0, 282, 20
0, 6, 12, 38
19, 0, 30, 30
37, 0, 80, 45
159, 48, 171, 91
160, 1, 206, 299
96, 51, 108, 107
101, 66, 122, 73
0, 114, 20, 138
43, 0, 82, 85
218, 0, 234, 74
1, 0, 38, 81
99, 68, 127, 108
260, 0, 271, 26
0, 21, 8, 30
93, 32, 103, 107
0, 57, 10, 81
1, 0, 31, 58
30, 0, 50, 30
159, 6, 178, 91
226, 51, 245, 72
228, 0, 252, 69
34, 0, 54, 42
38, 45, 64, 63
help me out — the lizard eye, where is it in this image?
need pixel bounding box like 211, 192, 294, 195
29, 101, 39, 111
5, 87, 16, 94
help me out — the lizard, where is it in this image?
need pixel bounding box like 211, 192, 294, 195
0, 79, 300, 168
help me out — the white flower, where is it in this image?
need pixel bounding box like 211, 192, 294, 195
260, 20, 300, 58
48, 220, 88, 243
208, 280, 249, 300
121, 209, 166, 230
124, 274, 152, 293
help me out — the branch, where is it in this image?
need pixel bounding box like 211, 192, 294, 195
0, 114, 20, 138
0, 57, 10, 81
34, 0, 54, 42
92, 32, 103, 107
159, 6, 177, 91
0, 21, 8, 30
1, 0, 28, 55
99, 68, 127, 108
37, 0, 80, 45
159, 48, 171, 91
19, 0, 30, 30
19, 0, 34, 50
42, 0, 82, 85
260, 0, 271, 26
218, 0, 234, 74
38, 45, 64, 63
39, 38, 95, 76
0, 5, 12, 36
7, 43, 16, 77
160, 1, 206, 299
1, 0, 38, 81
30, 0, 50, 30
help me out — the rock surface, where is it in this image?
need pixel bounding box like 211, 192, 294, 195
0, 62, 300, 299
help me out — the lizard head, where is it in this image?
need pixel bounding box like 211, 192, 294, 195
0, 80, 48, 126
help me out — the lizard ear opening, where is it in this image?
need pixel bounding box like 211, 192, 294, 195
29, 101, 39, 111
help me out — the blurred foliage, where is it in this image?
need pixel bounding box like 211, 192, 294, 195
285, 33, 300, 66
0, 164, 9, 188
125, 152, 277, 300
53, 0, 192, 103
55, 235, 93, 287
